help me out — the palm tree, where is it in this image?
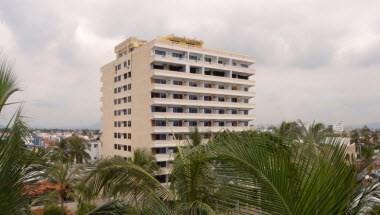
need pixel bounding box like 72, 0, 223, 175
209, 131, 357, 215
297, 121, 327, 144
0, 58, 42, 214
82, 149, 169, 213
66, 136, 90, 164
45, 160, 84, 215
271, 121, 300, 144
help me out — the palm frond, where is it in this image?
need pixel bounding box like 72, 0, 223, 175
209, 131, 356, 215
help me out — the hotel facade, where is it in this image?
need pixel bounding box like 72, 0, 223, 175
100, 35, 255, 183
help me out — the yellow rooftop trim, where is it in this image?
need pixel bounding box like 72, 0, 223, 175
158, 34, 203, 47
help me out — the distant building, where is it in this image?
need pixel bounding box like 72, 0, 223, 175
86, 140, 100, 161
333, 121, 345, 133
100, 35, 256, 183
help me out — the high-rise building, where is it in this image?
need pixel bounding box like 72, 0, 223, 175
100, 35, 255, 183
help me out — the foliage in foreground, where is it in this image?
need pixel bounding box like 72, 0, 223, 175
82, 129, 362, 215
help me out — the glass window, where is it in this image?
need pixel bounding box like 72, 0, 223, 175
173, 107, 184, 113
155, 50, 166, 56
172, 52, 183, 58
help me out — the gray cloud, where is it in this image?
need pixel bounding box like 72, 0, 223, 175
0, 0, 379, 128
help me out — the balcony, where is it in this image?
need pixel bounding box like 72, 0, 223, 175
152, 139, 209, 147
151, 83, 254, 97
152, 126, 251, 133
150, 50, 254, 74
152, 69, 255, 86
151, 112, 255, 120
151, 98, 255, 109
154, 153, 175, 162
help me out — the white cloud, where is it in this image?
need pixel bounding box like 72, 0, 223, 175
0, 0, 379, 128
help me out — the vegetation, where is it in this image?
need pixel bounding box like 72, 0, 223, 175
0, 57, 44, 214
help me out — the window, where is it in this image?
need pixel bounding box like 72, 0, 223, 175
218, 85, 225, 89
173, 80, 183, 85
124, 73, 128, 79
204, 96, 212, 101
189, 55, 198, 61
123, 61, 127, 67
152, 120, 166, 126
173, 94, 183, 99
204, 121, 212, 126
128, 72, 131, 77
128, 84, 131, 90
189, 108, 198, 113
190, 66, 200, 73
218, 109, 225, 114
155, 175, 167, 183
173, 120, 183, 127
218, 97, 225, 102
154, 79, 166, 84
151, 92, 166, 98
205, 57, 212, 63
189, 82, 198, 87
231, 110, 237, 114
117, 64, 121, 70
155, 50, 166, 56
231, 98, 238, 103
204, 108, 212, 114
128, 145, 132, 151
173, 107, 184, 113
153, 64, 164, 70
114, 144, 117, 149
128, 121, 131, 127
172, 52, 183, 58
128, 109, 131, 114
189, 95, 198, 100
243, 110, 249, 115
152, 134, 166, 140
128, 133, 131, 139
189, 121, 197, 126
204, 83, 212, 88
152, 106, 166, 112
218, 121, 225, 127
157, 161, 167, 168
123, 145, 127, 151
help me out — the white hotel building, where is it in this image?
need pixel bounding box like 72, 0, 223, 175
100, 35, 255, 183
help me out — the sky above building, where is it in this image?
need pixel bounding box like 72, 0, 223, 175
0, 0, 379, 128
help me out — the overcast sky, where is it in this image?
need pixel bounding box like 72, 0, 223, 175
0, 0, 379, 128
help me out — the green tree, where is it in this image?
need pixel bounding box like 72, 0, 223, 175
45, 160, 83, 215
66, 136, 90, 164
82, 149, 168, 213
0, 58, 43, 214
